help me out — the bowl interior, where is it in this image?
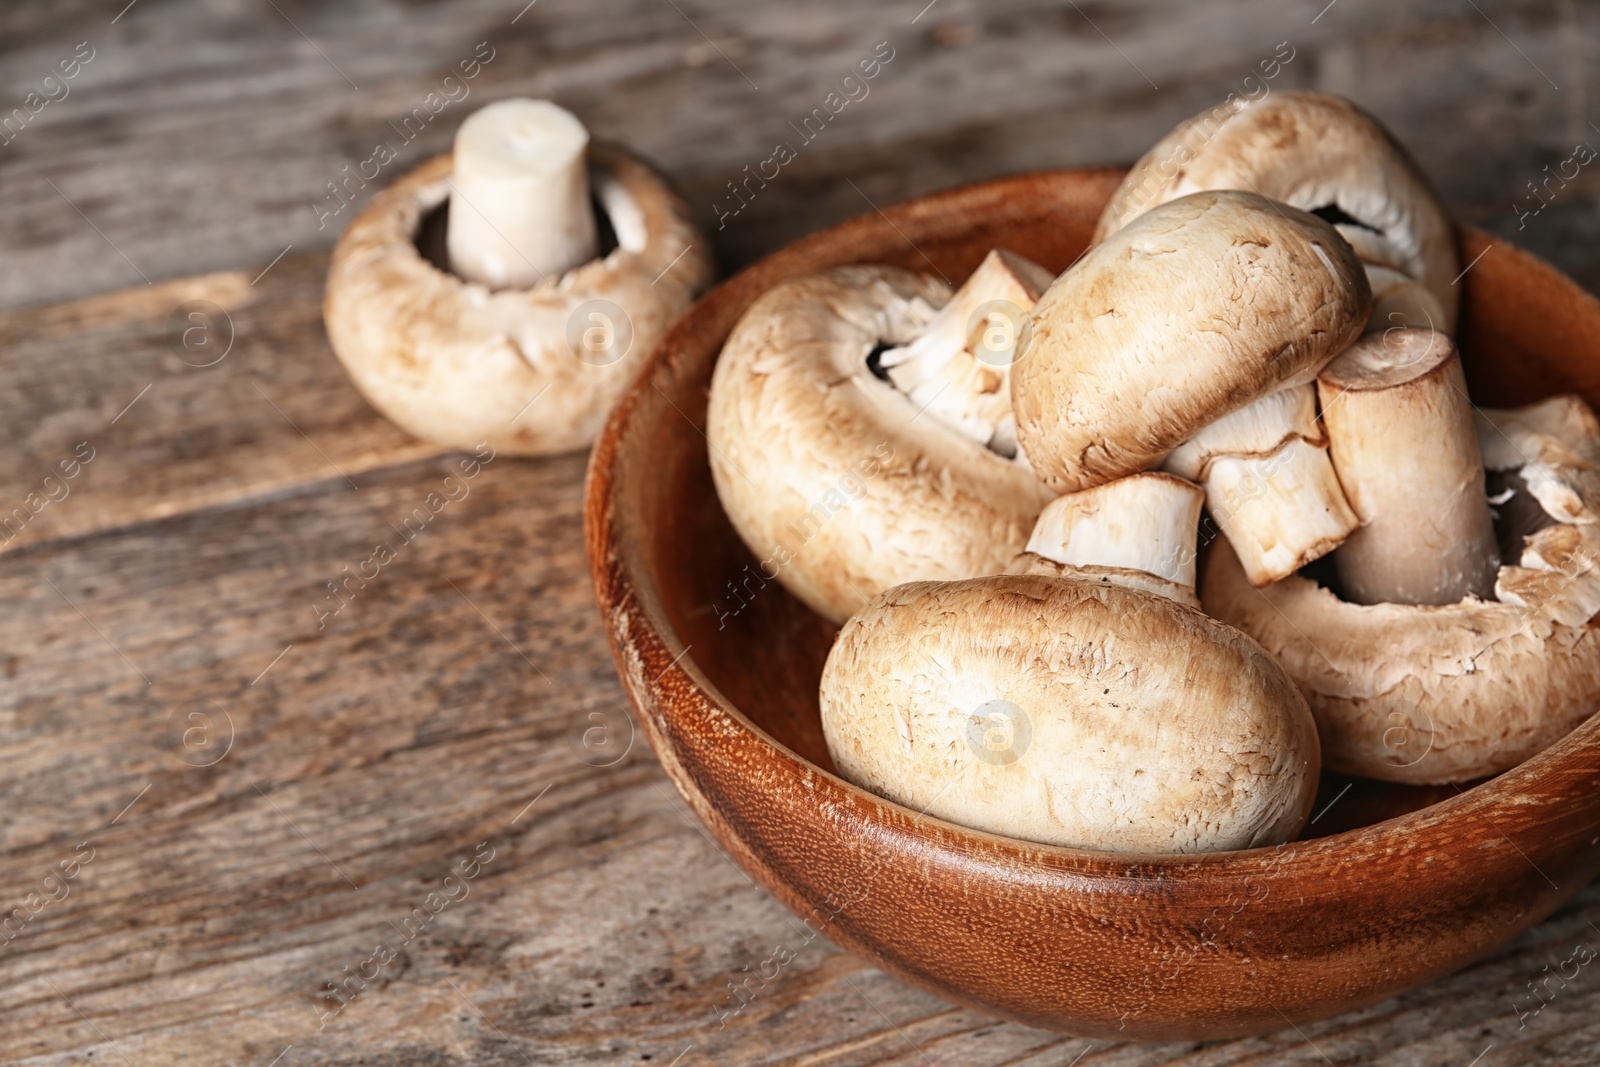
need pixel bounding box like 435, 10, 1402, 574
633, 170, 1600, 840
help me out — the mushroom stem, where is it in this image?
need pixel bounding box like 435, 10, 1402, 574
446, 99, 599, 289
879, 249, 1054, 457
1364, 264, 1448, 335
1021, 472, 1204, 602
1318, 328, 1500, 605
1163, 385, 1358, 587
1333, 225, 1448, 335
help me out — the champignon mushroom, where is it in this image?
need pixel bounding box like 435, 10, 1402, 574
325, 98, 714, 456
1012, 190, 1372, 507
707, 258, 1055, 626
1093, 91, 1459, 333
1318, 328, 1500, 605
1202, 394, 1600, 784
1366, 264, 1448, 335
819, 472, 1321, 854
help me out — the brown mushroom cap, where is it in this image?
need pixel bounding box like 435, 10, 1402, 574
707, 265, 1055, 626
324, 146, 713, 456
1202, 396, 1600, 784
819, 574, 1321, 853
1094, 91, 1458, 332
1012, 189, 1372, 494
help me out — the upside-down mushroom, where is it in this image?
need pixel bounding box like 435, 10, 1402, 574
707, 255, 1056, 626
1093, 90, 1459, 334
325, 98, 714, 455
819, 472, 1321, 853
1203, 395, 1600, 784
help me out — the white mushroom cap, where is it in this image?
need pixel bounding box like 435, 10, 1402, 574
819, 573, 1321, 853
1012, 190, 1372, 494
707, 265, 1055, 626
1202, 395, 1600, 784
1094, 91, 1459, 333
325, 147, 713, 456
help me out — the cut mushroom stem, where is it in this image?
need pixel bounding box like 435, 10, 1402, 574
1019, 472, 1204, 604
1318, 327, 1501, 605
1334, 224, 1449, 336
1365, 264, 1447, 335
446, 98, 599, 288
879, 249, 1054, 457
1163, 384, 1358, 587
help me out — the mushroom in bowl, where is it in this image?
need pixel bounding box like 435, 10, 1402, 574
706, 250, 1056, 625
1094, 89, 1457, 334
820, 472, 1321, 854
1012, 189, 1373, 586
324, 98, 714, 456
1204, 330, 1600, 784
586, 164, 1600, 1039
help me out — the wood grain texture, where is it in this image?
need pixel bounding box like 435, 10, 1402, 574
0, 253, 448, 558
2, 0, 1600, 1063
3, 0, 1600, 309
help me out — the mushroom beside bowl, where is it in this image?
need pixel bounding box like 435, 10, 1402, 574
583, 168, 1600, 1040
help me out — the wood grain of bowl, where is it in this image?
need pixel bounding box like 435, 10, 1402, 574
584, 168, 1600, 1040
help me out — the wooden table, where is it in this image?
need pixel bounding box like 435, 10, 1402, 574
3, 1, 1598, 1063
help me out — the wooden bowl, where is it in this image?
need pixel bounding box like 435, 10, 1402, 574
584, 168, 1600, 1040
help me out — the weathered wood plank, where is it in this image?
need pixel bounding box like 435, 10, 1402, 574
2, 419, 1600, 1066
3, 430, 1599, 1066
2, 0, 1597, 307
2, 0, 1600, 1063
0, 252, 446, 557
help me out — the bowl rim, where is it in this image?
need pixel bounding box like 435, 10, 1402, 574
585, 164, 1600, 879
